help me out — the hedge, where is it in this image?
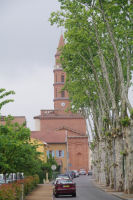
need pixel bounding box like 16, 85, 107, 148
0, 175, 39, 200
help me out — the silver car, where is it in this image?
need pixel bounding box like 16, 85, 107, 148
79, 169, 86, 175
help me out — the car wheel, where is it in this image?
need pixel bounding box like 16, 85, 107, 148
55, 194, 58, 198
72, 193, 76, 197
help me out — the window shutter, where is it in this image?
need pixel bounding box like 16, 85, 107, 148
52, 150, 55, 157
62, 150, 64, 158
47, 150, 49, 158
56, 150, 59, 157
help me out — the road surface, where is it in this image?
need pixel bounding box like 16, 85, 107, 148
54, 175, 121, 200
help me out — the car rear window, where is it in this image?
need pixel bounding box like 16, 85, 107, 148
58, 175, 69, 179
58, 179, 73, 184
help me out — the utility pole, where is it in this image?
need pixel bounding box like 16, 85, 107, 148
66, 130, 69, 171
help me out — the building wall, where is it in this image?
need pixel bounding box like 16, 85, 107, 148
33, 35, 89, 173
47, 143, 67, 173
54, 69, 66, 84
35, 119, 40, 131
0, 116, 26, 126
40, 118, 86, 134
68, 137, 89, 172
54, 100, 70, 112
30, 138, 47, 163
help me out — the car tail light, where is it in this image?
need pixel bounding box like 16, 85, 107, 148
69, 183, 76, 188
56, 184, 63, 189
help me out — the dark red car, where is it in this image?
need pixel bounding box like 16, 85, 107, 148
53, 179, 76, 198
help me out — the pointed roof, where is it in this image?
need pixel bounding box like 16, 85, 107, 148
55, 34, 65, 57
58, 34, 65, 48
56, 126, 85, 136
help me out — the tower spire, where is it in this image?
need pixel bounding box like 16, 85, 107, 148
55, 34, 65, 67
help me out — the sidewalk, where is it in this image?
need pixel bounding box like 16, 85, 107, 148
93, 180, 133, 200
25, 184, 53, 200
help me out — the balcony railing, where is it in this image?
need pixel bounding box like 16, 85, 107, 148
41, 110, 55, 115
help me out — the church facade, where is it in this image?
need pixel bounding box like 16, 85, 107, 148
31, 35, 89, 173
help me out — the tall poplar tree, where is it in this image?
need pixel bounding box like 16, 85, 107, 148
50, 0, 133, 193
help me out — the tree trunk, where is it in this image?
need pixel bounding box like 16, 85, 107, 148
99, 139, 106, 185
125, 121, 133, 193
115, 136, 124, 191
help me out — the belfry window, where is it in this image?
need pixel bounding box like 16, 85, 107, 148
61, 74, 64, 82
61, 90, 65, 97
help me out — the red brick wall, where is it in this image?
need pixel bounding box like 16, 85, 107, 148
40, 117, 86, 134
54, 69, 66, 84
54, 100, 70, 112
53, 69, 69, 110
68, 137, 89, 172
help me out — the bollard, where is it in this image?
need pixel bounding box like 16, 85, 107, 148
21, 183, 24, 200
46, 172, 49, 183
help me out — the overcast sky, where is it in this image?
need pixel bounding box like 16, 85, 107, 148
0, 0, 62, 130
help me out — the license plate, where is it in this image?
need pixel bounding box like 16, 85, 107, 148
63, 185, 70, 187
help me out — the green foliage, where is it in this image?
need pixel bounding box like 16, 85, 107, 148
0, 116, 42, 176
0, 175, 39, 200
49, 2, 133, 192
130, 109, 133, 119
103, 116, 109, 124
49, 0, 133, 123
0, 88, 15, 111
90, 142, 96, 151
120, 150, 128, 156
42, 154, 59, 180
120, 116, 130, 127
105, 132, 111, 137
102, 128, 105, 132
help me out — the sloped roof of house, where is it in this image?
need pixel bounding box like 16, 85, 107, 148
0, 116, 26, 125
30, 137, 48, 146
56, 126, 85, 136
31, 130, 66, 144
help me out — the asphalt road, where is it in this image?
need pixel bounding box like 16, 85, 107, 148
54, 175, 121, 200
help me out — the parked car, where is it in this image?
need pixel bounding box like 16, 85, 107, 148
79, 169, 86, 175
0, 173, 24, 183
56, 174, 71, 180
0, 180, 6, 185
0, 179, 11, 185
65, 171, 75, 179
53, 178, 76, 197
73, 170, 79, 177
88, 170, 93, 176
54, 176, 70, 185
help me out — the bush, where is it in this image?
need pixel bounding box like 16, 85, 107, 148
0, 175, 39, 200
0, 183, 21, 200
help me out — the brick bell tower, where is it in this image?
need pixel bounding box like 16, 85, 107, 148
53, 34, 70, 112
32, 34, 89, 173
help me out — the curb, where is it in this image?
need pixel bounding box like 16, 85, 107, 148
112, 194, 127, 200
93, 180, 133, 200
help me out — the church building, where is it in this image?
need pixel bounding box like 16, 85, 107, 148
31, 35, 89, 173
